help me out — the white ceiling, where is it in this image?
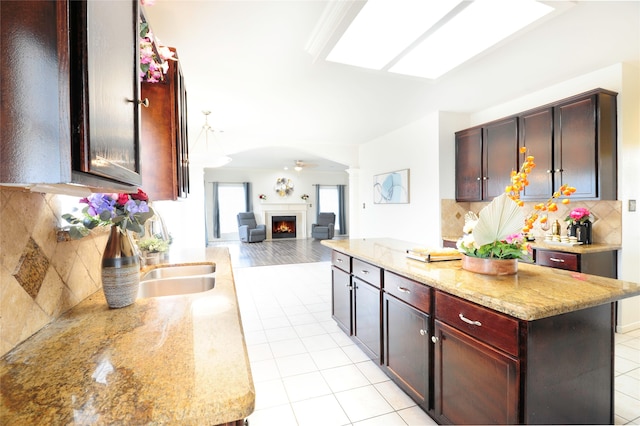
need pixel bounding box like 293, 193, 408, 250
144, 1, 640, 172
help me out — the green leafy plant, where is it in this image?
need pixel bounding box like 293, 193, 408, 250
457, 194, 530, 260
137, 237, 169, 253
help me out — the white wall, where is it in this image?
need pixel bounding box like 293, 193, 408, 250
356, 112, 466, 246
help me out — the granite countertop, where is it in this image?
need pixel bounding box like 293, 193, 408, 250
323, 238, 640, 321
0, 247, 255, 425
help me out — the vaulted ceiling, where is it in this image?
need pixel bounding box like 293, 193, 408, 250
144, 1, 640, 172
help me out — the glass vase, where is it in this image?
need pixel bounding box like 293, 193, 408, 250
101, 225, 140, 308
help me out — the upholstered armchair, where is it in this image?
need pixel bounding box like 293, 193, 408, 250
311, 212, 335, 240
237, 212, 266, 243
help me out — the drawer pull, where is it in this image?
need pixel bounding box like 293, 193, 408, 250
419, 329, 427, 336
336, 258, 343, 263
550, 257, 565, 263
361, 270, 370, 275
431, 336, 439, 344
459, 313, 482, 327
397, 286, 411, 294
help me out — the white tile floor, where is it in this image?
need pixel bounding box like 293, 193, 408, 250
233, 262, 640, 425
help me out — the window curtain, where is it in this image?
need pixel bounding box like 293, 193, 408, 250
212, 182, 221, 239
315, 184, 321, 218
243, 182, 252, 212
337, 184, 347, 235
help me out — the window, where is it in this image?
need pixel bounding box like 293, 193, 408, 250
319, 185, 341, 233
218, 183, 247, 237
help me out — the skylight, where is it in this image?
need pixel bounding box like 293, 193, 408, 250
325, 0, 555, 79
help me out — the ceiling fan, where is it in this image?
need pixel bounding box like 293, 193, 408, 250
292, 160, 316, 172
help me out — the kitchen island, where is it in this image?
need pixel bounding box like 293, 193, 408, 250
0, 247, 254, 425
322, 238, 640, 424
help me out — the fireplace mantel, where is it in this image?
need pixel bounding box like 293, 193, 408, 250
260, 203, 308, 240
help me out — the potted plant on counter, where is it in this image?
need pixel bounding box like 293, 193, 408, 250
137, 237, 170, 265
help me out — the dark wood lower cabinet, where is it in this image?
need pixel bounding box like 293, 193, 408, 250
329, 250, 615, 424
433, 320, 519, 425
353, 277, 381, 361
382, 294, 430, 409
331, 266, 352, 334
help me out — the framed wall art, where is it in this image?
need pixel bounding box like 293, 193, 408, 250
373, 169, 409, 204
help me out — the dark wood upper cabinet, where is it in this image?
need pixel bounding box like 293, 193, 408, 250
1, 0, 142, 190
455, 127, 483, 201
553, 90, 617, 200
518, 107, 554, 200
140, 47, 190, 200
457, 88, 618, 202
483, 117, 519, 200
455, 117, 517, 202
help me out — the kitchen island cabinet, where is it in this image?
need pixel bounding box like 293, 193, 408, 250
323, 238, 640, 425
0, 248, 255, 425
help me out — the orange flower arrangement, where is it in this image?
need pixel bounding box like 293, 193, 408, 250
505, 147, 577, 233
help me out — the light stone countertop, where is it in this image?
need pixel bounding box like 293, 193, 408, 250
0, 247, 255, 425
323, 238, 639, 321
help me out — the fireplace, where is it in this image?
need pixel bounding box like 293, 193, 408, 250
272, 216, 296, 239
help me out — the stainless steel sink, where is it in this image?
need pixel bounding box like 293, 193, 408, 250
138, 276, 215, 298
138, 263, 216, 298
141, 264, 215, 281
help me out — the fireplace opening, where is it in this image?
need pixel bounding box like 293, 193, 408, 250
272, 216, 296, 239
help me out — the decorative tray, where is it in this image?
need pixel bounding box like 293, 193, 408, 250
543, 241, 583, 247
406, 249, 462, 263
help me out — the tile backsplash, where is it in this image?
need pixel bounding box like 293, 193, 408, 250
0, 188, 108, 357
441, 198, 622, 245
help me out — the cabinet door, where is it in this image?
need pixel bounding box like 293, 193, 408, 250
554, 95, 597, 199
455, 127, 483, 201
70, 0, 142, 186
175, 62, 190, 198
353, 277, 381, 361
383, 293, 430, 409
483, 117, 518, 200
141, 48, 190, 200
519, 107, 554, 200
331, 266, 352, 334
433, 320, 519, 425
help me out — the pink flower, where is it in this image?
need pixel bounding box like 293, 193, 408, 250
504, 233, 523, 244
569, 207, 590, 221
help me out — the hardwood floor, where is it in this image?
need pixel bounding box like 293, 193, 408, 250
207, 238, 335, 267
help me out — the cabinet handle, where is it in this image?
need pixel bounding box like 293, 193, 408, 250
546, 169, 552, 174
361, 270, 369, 275
336, 258, 343, 263
397, 286, 411, 294
128, 98, 150, 107
483, 176, 488, 180
419, 329, 427, 336
555, 168, 562, 173
476, 177, 482, 181
550, 257, 565, 263
459, 313, 482, 327
347, 284, 353, 289
431, 336, 439, 344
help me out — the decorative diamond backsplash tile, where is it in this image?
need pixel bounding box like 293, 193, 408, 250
0, 188, 107, 357
12, 238, 49, 299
